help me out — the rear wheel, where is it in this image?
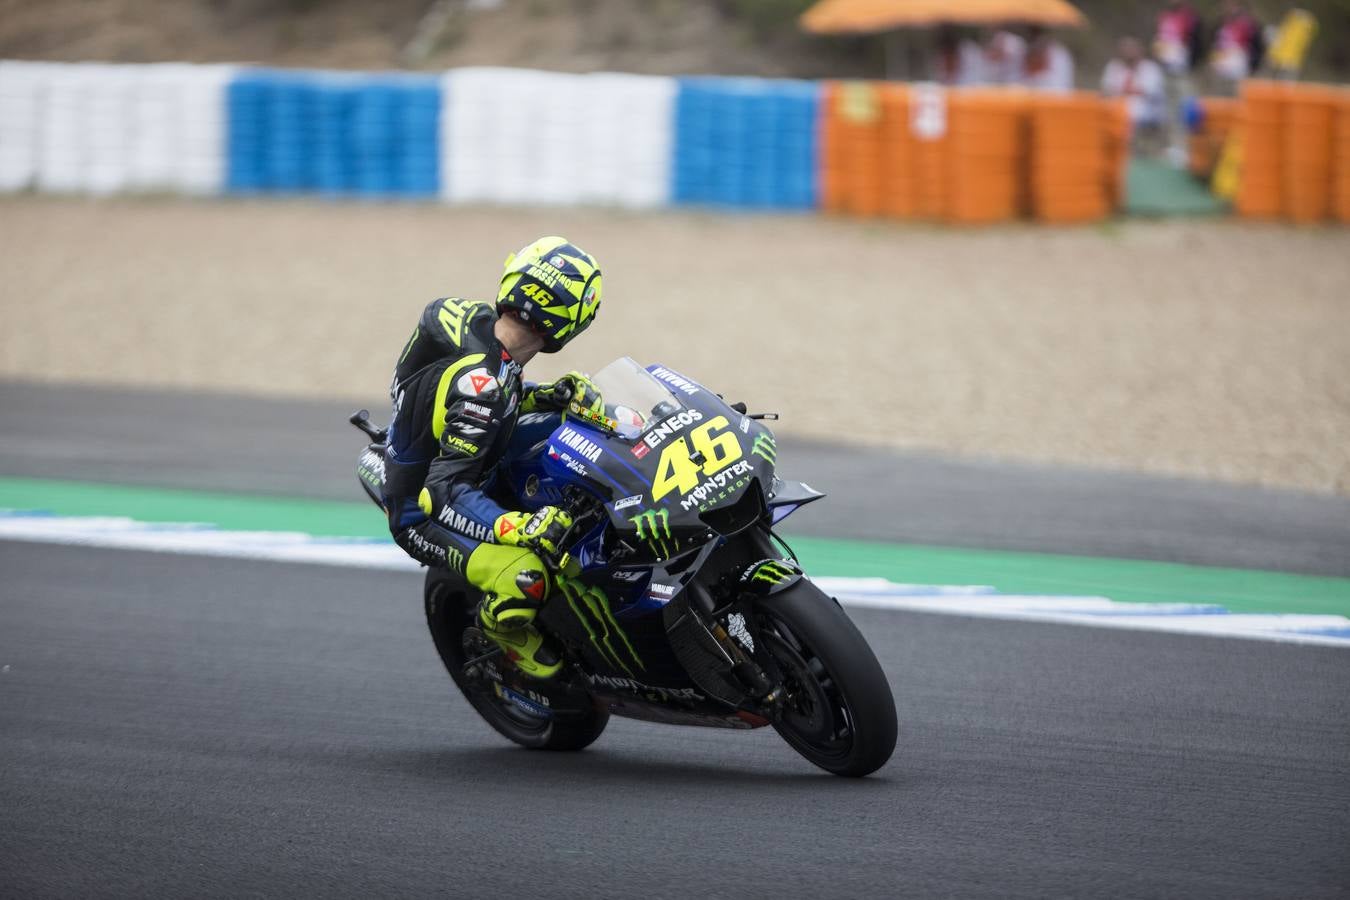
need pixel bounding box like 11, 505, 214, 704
750, 579, 897, 777
424, 568, 609, 751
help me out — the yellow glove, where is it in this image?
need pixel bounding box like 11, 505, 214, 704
526, 371, 603, 415
493, 506, 573, 557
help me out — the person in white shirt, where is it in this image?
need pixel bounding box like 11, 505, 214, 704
1023, 27, 1075, 92
934, 26, 986, 86
982, 28, 1026, 85
1101, 37, 1166, 130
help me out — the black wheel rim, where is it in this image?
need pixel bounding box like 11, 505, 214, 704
754, 610, 857, 766
436, 581, 553, 737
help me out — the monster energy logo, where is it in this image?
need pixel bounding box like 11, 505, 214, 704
749, 560, 795, 585
556, 578, 644, 677
446, 546, 464, 575
629, 509, 674, 558
751, 434, 777, 463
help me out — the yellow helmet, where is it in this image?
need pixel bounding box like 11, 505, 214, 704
496, 236, 602, 353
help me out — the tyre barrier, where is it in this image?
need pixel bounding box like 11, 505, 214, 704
1, 61, 1345, 225
1231, 80, 1350, 224
0, 60, 233, 195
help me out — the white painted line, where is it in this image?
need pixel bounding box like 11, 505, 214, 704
2, 513, 1347, 648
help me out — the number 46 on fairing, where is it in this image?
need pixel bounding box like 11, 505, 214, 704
651, 416, 743, 501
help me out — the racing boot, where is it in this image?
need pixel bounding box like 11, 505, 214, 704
478, 599, 562, 680
469, 545, 562, 679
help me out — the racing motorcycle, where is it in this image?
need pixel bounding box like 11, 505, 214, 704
350, 358, 896, 777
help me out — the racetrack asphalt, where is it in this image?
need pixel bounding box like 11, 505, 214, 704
1, 543, 1347, 898
3, 381, 1349, 897
3, 380, 1349, 576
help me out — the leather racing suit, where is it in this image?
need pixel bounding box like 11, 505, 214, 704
383, 296, 559, 579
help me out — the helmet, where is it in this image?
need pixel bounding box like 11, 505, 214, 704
496, 236, 603, 353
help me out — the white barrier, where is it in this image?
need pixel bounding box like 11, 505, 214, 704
0, 61, 50, 191
4, 61, 676, 207
0, 61, 234, 196
441, 67, 674, 208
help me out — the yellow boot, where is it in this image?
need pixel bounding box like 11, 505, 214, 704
478, 601, 562, 680
469, 545, 562, 680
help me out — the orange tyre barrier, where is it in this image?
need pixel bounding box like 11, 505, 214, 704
878, 84, 917, 218
1235, 80, 1285, 219
1335, 90, 1350, 225
1029, 93, 1113, 224
945, 89, 1028, 225
1282, 85, 1336, 224
821, 84, 1127, 226
821, 81, 885, 217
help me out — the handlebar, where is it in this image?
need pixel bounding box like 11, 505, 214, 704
539, 527, 580, 578
348, 409, 388, 443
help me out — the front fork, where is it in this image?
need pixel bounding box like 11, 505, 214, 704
688, 553, 809, 717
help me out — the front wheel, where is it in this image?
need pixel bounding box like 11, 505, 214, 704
751, 579, 897, 777
424, 568, 609, 751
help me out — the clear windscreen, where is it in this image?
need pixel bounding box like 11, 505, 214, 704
589, 357, 684, 439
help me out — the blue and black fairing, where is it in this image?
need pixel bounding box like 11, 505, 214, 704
492, 360, 821, 717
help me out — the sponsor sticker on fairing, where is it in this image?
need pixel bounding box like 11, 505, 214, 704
358, 449, 386, 480
647, 583, 677, 601
584, 673, 704, 702
547, 445, 588, 477
678, 459, 755, 512
613, 494, 643, 511
649, 366, 700, 396
641, 409, 704, 451
556, 427, 603, 463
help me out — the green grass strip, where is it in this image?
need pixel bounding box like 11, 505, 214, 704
3, 476, 1348, 617
0, 476, 385, 538
787, 536, 1350, 618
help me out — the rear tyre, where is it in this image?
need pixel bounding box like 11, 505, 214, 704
752, 579, 897, 777
424, 568, 609, 751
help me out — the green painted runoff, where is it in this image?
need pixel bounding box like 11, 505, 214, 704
2, 476, 1347, 617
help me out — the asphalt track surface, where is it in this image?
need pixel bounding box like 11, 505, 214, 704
3, 380, 1350, 575
1, 542, 1347, 898
3, 382, 1350, 897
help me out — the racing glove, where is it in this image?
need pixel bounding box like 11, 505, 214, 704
526, 371, 604, 416
493, 506, 573, 558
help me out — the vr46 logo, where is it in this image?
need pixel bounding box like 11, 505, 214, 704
651, 416, 743, 502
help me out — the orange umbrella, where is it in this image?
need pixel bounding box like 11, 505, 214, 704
801, 0, 1087, 33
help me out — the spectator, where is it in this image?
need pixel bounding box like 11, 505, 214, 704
933, 26, 985, 86
1023, 26, 1074, 92
1154, 0, 1206, 164
1154, 0, 1205, 75
1102, 37, 1166, 140
982, 28, 1026, 86
1211, 0, 1266, 88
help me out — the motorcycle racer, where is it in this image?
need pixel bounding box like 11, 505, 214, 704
383, 236, 604, 679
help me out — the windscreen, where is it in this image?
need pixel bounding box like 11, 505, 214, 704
589, 357, 684, 439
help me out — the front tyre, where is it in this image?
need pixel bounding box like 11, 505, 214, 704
752, 579, 897, 777
424, 568, 609, 751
